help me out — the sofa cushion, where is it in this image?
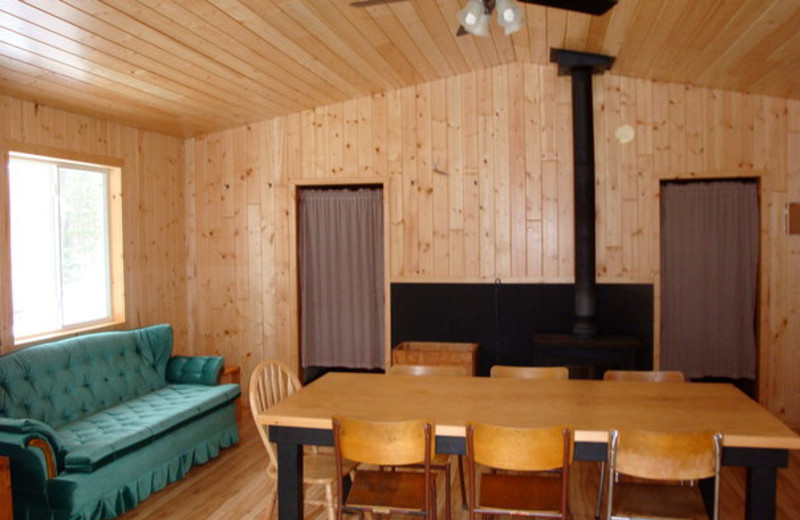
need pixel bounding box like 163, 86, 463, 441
166, 356, 224, 385
0, 325, 173, 428
58, 383, 240, 472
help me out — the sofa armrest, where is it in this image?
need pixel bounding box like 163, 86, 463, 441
166, 356, 225, 385
0, 430, 55, 511
0, 426, 59, 479
1, 456, 11, 519
0, 418, 62, 477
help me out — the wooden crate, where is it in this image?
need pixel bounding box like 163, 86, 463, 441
392, 342, 479, 376
219, 365, 242, 422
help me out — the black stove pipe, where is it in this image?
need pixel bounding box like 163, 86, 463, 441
550, 49, 614, 339
570, 66, 598, 338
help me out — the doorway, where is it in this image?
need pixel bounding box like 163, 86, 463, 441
660, 179, 759, 395
297, 185, 385, 382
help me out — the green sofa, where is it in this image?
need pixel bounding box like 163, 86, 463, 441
0, 324, 240, 520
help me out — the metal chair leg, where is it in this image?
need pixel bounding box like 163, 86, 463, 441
457, 455, 467, 509
444, 460, 452, 520
595, 460, 605, 519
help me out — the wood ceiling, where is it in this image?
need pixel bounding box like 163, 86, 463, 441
2, 0, 799, 138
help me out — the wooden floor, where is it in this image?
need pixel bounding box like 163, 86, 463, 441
118, 413, 800, 520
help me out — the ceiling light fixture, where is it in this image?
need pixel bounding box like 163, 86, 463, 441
496, 0, 524, 35
458, 0, 523, 37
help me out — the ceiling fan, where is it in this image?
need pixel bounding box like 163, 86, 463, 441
350, 0, 410, 6
350, 0, 618, 36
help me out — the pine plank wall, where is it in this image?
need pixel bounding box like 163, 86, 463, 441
1, 61, 799, 426
0, 96, 189, 357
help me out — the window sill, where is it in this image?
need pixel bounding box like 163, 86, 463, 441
13, 321, 128, 349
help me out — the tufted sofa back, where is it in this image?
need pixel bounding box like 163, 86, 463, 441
0, 324, 173, 428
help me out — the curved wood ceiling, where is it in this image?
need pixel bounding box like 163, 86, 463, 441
2, 0, 799, 137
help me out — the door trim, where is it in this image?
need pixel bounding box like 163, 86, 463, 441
289, 179, 390, 378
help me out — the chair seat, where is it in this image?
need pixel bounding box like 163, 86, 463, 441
611, 481, 709, 520
305, 452, 358, 485
477, 472, 564, 516
396, 452, 455, 519
346, 469, 432, 513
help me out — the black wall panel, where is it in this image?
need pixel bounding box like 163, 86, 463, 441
390, 283, 653, 376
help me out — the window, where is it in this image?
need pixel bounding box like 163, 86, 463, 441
7, 152, 124, 341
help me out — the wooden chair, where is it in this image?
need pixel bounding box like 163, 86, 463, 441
594, 369, 686, 518
389, 364, 468, 377
333, 417, 436, 519
388, 363, 466, 517
606, 429, 723, 520
466, 422, 572, 519
490, 365, 569, 380
603, 369, 686, 383
249, 360, 356, 520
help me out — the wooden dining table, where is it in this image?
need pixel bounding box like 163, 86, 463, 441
257, 372, 800, 520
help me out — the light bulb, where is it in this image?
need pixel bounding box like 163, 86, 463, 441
457, 0, 490, 36
496, 0, 523, 36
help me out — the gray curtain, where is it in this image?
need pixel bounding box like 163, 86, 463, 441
660, 181, 758, 379
299, 188, 384, 369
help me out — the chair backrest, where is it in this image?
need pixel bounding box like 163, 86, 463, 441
490, 365, 569, 380
333, 417, 432, 466
467, 423, 572, 519
609, 429, 722, 481
388, 364, 468, 377
249, 360, 302, 473
603, 369, 685, 383
333, 417, 434, 518
467, 423, 573, 472
606, 429, 723, 520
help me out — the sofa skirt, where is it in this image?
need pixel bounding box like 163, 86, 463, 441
20, 403, 239, 520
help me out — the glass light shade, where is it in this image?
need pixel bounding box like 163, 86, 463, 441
458, 0, 490, 37
496, 0, 524, 35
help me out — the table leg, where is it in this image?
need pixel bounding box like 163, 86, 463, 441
277, 441, 303, 520
746, 466, 778, 520
723, 446, 787, 520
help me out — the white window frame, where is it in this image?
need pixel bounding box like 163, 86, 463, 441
1, 147, 125, 348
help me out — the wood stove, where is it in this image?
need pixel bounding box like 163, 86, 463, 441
532, 49, 642, 379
